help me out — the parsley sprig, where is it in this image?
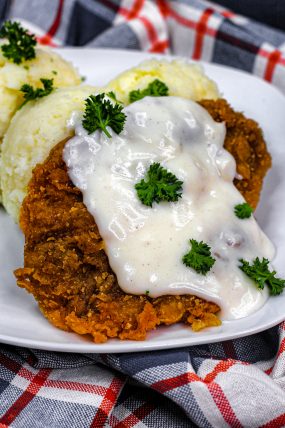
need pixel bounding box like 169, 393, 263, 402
0, 21, 36, 64
234, 202, 253, 219
82, 93, 126, 138
239, 258, 285, 296
107, 91, 122, 104
182, 239, 215, 275
20, 78, 54, 108
135, 163, 183, 207
129, 79, 169, 103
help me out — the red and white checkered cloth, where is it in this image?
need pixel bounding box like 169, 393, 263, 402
1, 1, 285, 427
5, 0, 285, 93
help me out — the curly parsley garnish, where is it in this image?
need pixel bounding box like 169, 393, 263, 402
135, 163, 183, 207
107, 91, 123, 104
239, 258, 285, 296
129, 79, 169, 103
0, 21, 36, 64
182, 239, 216, 275
82, 93, 126, 138
20, 78, 54, 108
234, 202, 253, 219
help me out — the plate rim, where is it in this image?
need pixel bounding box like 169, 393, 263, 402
55, 46, 285, 100
0, 314, 283, 354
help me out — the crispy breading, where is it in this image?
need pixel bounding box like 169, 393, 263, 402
14, 99, 271, 343
14, 139, 220, 343
199, 99, 271, 209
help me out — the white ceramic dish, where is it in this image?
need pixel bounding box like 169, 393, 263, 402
0, 48, 285, 353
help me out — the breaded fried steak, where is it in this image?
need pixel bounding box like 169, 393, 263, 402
14, 99, 272, 343
14, 139, 221, 343
199, 99, 271, 209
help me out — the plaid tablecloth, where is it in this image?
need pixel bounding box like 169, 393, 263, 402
1, 1, 285, 427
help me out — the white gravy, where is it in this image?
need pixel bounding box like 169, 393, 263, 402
63, 96, 275, 320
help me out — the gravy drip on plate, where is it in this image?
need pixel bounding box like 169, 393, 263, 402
64, 97, 274, 320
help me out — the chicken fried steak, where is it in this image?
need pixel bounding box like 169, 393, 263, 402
199, 99, 271, 209
15, 99, 271, 343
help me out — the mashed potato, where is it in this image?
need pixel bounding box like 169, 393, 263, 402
0, 45, 81, 139
1, 58, 220, 222
0, 44, 81, 203
105, 59, 219, 104
1, 85, 96, 221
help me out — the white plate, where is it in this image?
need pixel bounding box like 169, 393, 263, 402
1, 48, 285, 354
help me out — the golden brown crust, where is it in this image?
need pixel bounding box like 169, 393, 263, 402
14, 139, 220, 343
199, 99, 272, 209
14, 99, 271, 343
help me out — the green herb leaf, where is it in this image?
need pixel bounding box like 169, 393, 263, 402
0, 21, 36, 64
182, 239, 215, 275
20, 78, 54, 108
239, 257, 285, 296
129, 79, 169, 103
107, 91, 123, 104
82, 93, 126, 138
234, 202, 253, 219
135, 162, 183, 207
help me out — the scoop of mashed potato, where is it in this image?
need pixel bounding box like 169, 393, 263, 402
1, 85, 96, 221
105, 59, 219, 104
0, 45, 81, 139
2, 58, 220, 222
